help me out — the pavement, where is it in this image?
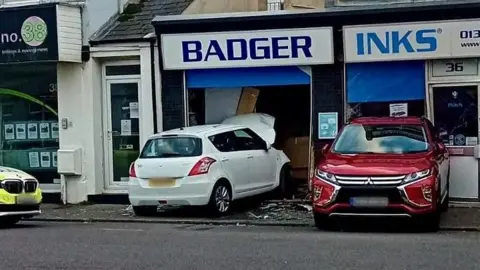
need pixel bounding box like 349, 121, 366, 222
26, 201, 480, 231
3, 221, 480, 269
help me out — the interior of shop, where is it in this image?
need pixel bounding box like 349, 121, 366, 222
0, 63, 59, 184
187, 84, 311, 196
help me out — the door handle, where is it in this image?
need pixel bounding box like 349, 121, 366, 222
247, 155, 254, 159
221, 158, 229, 162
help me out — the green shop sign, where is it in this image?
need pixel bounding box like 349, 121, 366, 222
0, 5, 58, 63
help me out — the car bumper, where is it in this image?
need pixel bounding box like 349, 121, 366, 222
312, 176, 437, 218
0, 188, 42, 218
128, 176, 214, 207
313, 203, 435, 218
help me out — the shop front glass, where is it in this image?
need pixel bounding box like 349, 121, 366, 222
346, 61, 426, 119
430, 84, 479, 200
431, 85, 478, 146
0, 63, 59, 184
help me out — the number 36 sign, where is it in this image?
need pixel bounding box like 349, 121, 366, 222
432, 59, 478, 77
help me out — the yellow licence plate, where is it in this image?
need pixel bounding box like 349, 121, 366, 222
148, 178, 176, 188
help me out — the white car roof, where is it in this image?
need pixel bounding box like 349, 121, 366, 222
149, 124, 245, 139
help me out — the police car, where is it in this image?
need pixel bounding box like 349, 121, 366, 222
0, 166, 42, 227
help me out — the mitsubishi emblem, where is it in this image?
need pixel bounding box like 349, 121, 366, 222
365, 177, 373, 185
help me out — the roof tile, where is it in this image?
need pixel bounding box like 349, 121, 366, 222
92, 0, 193, 42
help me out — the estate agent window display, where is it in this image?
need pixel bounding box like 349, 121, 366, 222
0, 63, 59, 184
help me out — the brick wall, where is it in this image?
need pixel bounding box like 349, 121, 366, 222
161, 70, 185, 131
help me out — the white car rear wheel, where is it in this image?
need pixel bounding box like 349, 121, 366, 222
208, 181, 232, 216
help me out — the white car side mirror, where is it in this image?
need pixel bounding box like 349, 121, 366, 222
265, 143, 272, 151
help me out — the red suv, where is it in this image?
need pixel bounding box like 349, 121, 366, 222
312, 117, 450, 231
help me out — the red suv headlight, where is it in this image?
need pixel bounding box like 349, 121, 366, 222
398, 169, 436, 208
312, 170, 339, 207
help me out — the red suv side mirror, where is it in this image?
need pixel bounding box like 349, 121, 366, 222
322, 143, 330, 155
436, 143, 446, 153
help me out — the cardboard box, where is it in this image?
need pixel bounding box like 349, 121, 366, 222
283, 136, 310, 169
236, 87, 259, 115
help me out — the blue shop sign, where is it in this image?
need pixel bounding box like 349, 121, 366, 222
0, 5, 58, 64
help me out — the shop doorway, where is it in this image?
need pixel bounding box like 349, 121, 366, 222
185, 66, 313, 198
103, 79, 141, 190
428, 84, 480, 200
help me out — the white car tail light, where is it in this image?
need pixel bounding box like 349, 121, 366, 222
188, 157, 216, 176
129, 162, 137, 177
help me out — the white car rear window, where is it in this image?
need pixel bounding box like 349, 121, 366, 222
140, 136, 202, 158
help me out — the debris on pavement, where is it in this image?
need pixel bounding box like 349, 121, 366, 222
245, 201, 312, 222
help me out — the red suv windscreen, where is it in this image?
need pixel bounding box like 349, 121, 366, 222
332, 124, 429, 154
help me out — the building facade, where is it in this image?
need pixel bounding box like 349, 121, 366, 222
0, 3, 82, 200
343, 18, 480, 201
0, 0, 135, 203
153, 1, 480, 202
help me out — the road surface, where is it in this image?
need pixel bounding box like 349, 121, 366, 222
2, 221, 480, 270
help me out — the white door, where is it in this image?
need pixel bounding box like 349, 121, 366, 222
231, 128, 276, 189
207, 131, 251, 195
428, 83, 479, 200
104, 79, 141, 190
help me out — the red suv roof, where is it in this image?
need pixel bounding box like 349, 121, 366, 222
349, 116, 424, 125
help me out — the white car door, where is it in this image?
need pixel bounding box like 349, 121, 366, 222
232, 128, 277, 190
206, 131, 251, 195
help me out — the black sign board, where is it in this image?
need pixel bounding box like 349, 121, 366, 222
0, 5, 58, 64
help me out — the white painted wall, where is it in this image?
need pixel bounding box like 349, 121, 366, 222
57, 62, 89, 203
57, 5, 82, 62
204, 88, 242, 124
56, 42, 159, 199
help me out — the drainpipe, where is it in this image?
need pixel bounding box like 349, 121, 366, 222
144, 32, 158, 133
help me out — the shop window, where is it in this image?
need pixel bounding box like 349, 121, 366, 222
432, 85, 478, 146
0, 63, 59, 184
346, 61, 426, 119
105, 65, 140, 76
348, 100, 426, 119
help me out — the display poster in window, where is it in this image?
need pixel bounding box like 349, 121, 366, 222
466, 137, 478, 146
318, 112, 338, 139
52, 151, 57, 167
28, 152, 40, 168
39, 122, 50, 139
51, 122, 59, 139
432, 86, 478, 146
129, 102, 139, 119
27, 123, 38, 139
15, 123, 26, 140
389, 103, 408, 117
121, 119, 132, 136
40, 152, 51, 168
4, 124, 14, 140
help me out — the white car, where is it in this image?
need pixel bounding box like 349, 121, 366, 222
128, 113, 290, 216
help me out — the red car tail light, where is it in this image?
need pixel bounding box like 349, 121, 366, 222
312, 178, 337, 207
400, 177, 435, 208
129, 162, 137, 177
188, 157, 216, 176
